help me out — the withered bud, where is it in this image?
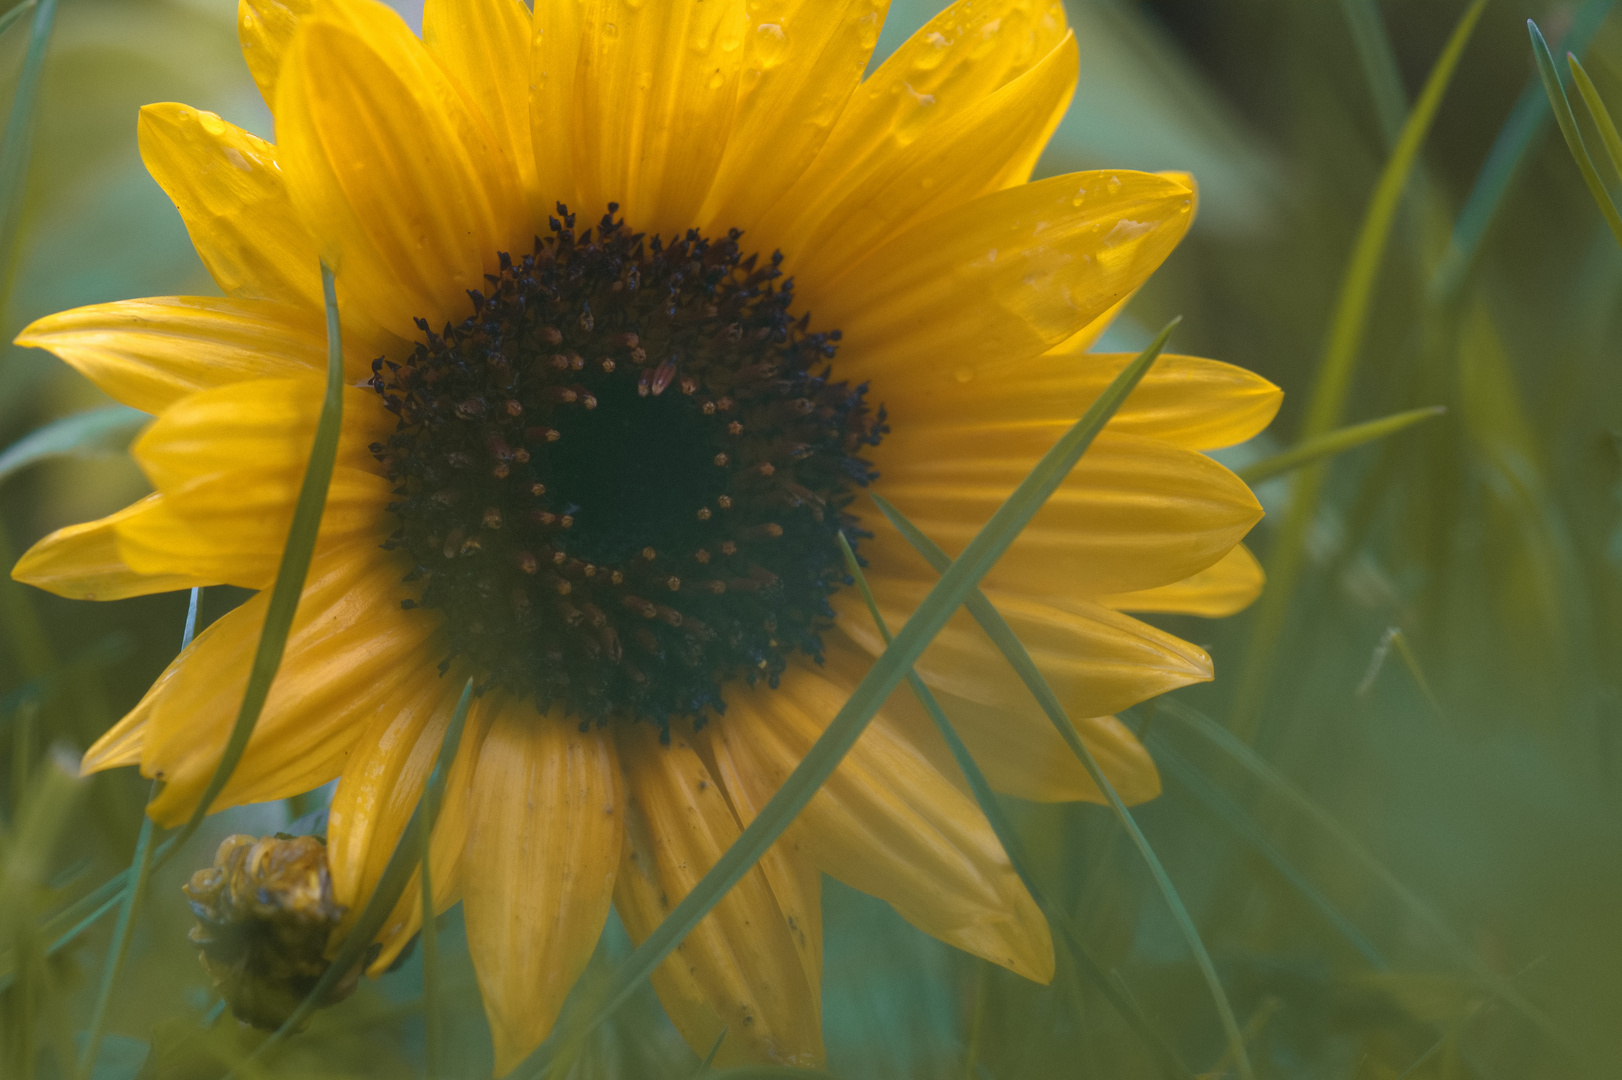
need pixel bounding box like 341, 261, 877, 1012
181, 833, 355, 1031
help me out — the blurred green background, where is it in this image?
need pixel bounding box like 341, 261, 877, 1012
2, 0, 1620, 1076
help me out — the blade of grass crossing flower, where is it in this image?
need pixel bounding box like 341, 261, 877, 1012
1568, 54, 1622, 186
169, 263, 346, 851
867, 492, 1256, 1080
1431, 0, 1616, 301
836, 534, 1197, 1080
74, 588, 200, 1080
1234, 0, 1488, 740
693, 1027, 729, 1076
239, 676, 476, 1072
1238, 406, 1445, 485
1529, 20, 1622, 245
516, 323, 1182, 1079
1156, 696, 1595, 1067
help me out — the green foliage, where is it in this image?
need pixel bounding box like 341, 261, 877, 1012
3, 1, 1621, 1079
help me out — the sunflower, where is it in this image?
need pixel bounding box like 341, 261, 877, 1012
12, 0, 1278, 1070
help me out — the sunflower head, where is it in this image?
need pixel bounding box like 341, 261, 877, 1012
373, 205, 885, 731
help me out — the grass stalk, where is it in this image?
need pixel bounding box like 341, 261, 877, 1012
1238, 406, 1444, 485
1233, 0, 1488, 739
1529, 19, 1622, 246
1567, 53, 1622, 187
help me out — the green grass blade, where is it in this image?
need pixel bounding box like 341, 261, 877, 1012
239, 676, 475, 1071
867, 491, 1255, 1080
516, 321, 1181, 1080
1142, 730, 1386, 968
1529, 19, 1622, 245
1233, 0, 1488, 739
0, 0, 56, 298
1567, 53, 1622, 184
418, 793, 441, 1080
1238, 406, 1445, 485
0, 0, 37, 40
1338, 0, 1407, 150
73, 783, 158, 1080
1156, 696, 1595, 1068
0, 405, 146, 489
167, 262, 346, 851
1430, 0, 1615, 301
72, 588, 201, 1079
836, 534, 1197, 1080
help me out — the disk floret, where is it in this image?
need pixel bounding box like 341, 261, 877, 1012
370, 205, 885, 731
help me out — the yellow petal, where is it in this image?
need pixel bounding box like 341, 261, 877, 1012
13, 297, 337, 414
833, 574, 1213, 719
464, 701, 622, 1075
130, 540, 437, 826
614, 724, 823, 1068
119, 377, 393, 589
812, 170, 1194, 386
12, 494, 212, 601
238, 0, 317, 109
326, 664, 466, 912
695, 0, 888, 237
890, 352, 1283, 452
1101, 543, 1265, 618
707, 655, 1054, 982
138, 103, 324, 310
529, 0, 585, 212
753, 0, 1068, 262
879, 680, 1160, 805
869, 431, 1263, 598
365, 688, 490, 974
771, 32, 1079, 290
276, 2, 528, 338
572, 0, 751, 237
423, 0, 540, 219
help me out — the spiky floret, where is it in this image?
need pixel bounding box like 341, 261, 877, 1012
370, 206, 886, 732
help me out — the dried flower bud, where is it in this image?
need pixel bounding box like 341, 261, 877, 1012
182, 833, 354, 1031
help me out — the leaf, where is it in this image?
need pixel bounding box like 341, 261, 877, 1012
1238, 406, 1444, 485
1529, 19, 1622, 246
0, 405, 146, 489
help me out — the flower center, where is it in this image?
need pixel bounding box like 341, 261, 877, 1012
370, 206, 886, 732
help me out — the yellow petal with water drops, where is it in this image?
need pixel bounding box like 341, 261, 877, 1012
276, 3, 528, 338
462, 701, 622, 1075
813, 171, 1194, 386
238, 0, 317, 109
833, 574, 1212, 720
894, 352, 1283, 451
870, 431, 1262, 598
707, 655, 1054, 982
774, 32, 1078, 290
423, 0, 540, 218
12, 494, 213, 601
572, 0, 751, 237
695, 0, 889, 238
752, 0, 1067, 260
13, 297, 336, 414
880, 680, 1161, 806
366, 690, 490, 974
529, 0, 584, 213
139, 104, 324, 310
135, 540, 438, 826
615, 724, 824, 1068
1102, 543, 1265, 618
